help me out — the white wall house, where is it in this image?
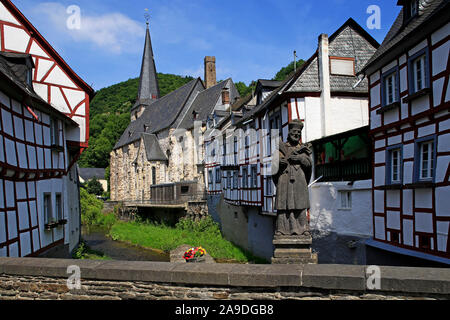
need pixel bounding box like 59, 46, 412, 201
362, 0, 449, 264
0, 0, 93, 257
205, 19, 380, 263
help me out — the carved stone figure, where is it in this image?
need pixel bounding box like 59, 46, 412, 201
272, 119, 312, 237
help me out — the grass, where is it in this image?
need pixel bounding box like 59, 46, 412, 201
109, 217, 267, 264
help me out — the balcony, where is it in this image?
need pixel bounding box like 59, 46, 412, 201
315, 158, 371, 182
124, 181, 206, 208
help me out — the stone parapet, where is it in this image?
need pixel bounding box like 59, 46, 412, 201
0, 258, 449, 300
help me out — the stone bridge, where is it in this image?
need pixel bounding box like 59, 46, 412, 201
0, 258, 449, 300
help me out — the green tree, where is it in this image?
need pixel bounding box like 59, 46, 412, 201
86, 177, 104, 196
273, 60, 306, 81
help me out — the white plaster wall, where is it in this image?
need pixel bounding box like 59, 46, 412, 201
304, 96, 322, 142
309, 180, 373, 237
328, 97, 369, 136
432, 38, 449, 76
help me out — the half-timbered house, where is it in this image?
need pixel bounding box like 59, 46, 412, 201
205, 18, 380, 262
0, 0, 94, 257
361, 0, 449, 264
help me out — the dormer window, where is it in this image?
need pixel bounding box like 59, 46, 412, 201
403, 0, 419, 23
26, 68, 32, 87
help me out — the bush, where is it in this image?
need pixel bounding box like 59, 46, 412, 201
86, 177, 104, 196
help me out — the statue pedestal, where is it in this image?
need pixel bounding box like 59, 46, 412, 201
271, 235, 318, 264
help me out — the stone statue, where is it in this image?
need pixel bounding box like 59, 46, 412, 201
272, 119, 312, 237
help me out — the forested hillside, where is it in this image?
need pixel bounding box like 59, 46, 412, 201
78, 60, 304, 169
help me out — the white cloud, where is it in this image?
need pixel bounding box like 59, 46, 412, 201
31, 2, 145, 54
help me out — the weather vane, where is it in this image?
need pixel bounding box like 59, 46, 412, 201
144, 8, 150, 25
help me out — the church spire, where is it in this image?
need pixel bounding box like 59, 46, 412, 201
136, 14, 160, 106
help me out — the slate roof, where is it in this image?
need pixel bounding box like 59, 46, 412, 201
132, 24, 160, 112
78, 168, 106, 180
114, 78, 200, 149
288, 19, 379, 93
141, 134, 168, 161
238, 18, 379, 125
257, 79, 283, 88
178, 79, 240, 130
362, 0, 449, 73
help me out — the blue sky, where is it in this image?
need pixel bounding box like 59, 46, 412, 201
13, 0, 401, 90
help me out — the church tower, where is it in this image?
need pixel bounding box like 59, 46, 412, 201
131, 21, 160, 121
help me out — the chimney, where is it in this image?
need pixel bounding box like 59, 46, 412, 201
318, 34, 331, 137
222, 87, 230, 105
204, 56, 217, 89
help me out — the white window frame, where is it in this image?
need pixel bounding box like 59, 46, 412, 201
339, 191, 352, 210
419, 141, 434, 180
55, 193, 63, 221
391, 149, 401, 184
413, 54, 426, 92
385, 73, 397, 105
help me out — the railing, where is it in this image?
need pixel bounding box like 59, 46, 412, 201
315, 158, 371, 182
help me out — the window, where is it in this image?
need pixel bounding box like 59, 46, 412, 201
419, 234, 431, 250
181, 186, 189, 194
391, 231, 401, 244
330, 57, 355, 76
245, 135, 249, 160
408, 49, 429, 94
404, 0, 419, 23
50, 118, 60, 146
233, 171, 239, 189
43, 193, 52, 224
419, 140, 434, 180
268, 112, 282, 155
55, 193, 63, 221
233, 136, 238, 165
266, 176, 273, 195
251, 165, 258, 188
381, 67, 400, 108
387, 146, 402, 185
227, 172, 232, 189
339, 191, 352, 209
391, 149, 401, 183
242, 167, 248, 188
208, 170, 213, 184
152, 167, 156, 185
215, 168, 221, 184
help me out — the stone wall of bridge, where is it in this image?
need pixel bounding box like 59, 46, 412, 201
0, 258, 449, 300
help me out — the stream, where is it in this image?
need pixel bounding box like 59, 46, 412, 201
81, 226, 170, 262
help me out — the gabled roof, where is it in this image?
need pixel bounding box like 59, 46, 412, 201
0, 52, 78, 125
362, 0, 449, 74
78, 168, 106, 180
257, 79, 283, 89
2, 0, 94, 98
114, 78, 201, 149
238, 18, 379, 125
132, 24, 160, 111
178, 79, 240, 130
141, 133, 168, 161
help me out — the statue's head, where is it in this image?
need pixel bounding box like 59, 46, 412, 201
287, 119, 303, 145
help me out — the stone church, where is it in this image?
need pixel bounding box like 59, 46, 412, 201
110, 22, 240, 202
